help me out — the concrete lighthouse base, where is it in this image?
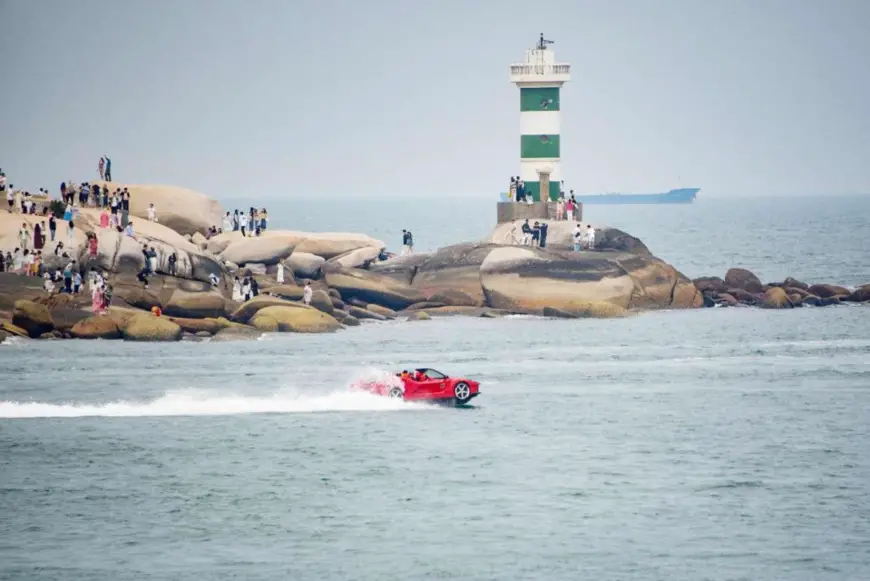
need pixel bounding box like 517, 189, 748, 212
497, 201, 583, 224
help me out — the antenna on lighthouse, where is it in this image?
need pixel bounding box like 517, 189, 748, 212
537, 33, 554, 50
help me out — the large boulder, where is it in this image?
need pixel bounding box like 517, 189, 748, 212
267, 284, 305, 301
293, 233, 385, 260
348, 306, 387, 321
308, 289, 334, 315
479, 246, 699, 314
219, 235, 297, 266
92, 181, 223, 236
70, 316, 122, 339
808, 283, 852, 299
285, 252, 326, 279
325, 246, 381, 270
162, 290, 229, 319
724, 268, 763, 294
848, 284, 870, 302
231, 295, 308, 323
121, 313, 183, 341
250, 305, 341, 333
412, 243, 498, 305
368, 253, 431, 285
324, 268, 426, 311
761, 287, 792, 309
49, 308, 92, 332
692, 276, 728, 294
12, 300, 55, 338
367, 304, 397, 319
0, 273, 45, 310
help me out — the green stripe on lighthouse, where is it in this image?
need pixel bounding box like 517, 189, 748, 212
520, 134, 560, 158
520, 87, 560, 111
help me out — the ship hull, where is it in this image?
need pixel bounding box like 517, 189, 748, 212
572, 188, 699, 205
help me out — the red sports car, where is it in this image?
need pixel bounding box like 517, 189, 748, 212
356, 368, 481, 405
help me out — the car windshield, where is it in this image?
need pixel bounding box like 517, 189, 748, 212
417, 368, 446, 380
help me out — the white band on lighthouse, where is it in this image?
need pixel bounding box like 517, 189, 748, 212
509, 35, 571, 202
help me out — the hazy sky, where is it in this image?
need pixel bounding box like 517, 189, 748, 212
2, 0, 869, 199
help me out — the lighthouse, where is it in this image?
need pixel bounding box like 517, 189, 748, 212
509, 34, 571, 202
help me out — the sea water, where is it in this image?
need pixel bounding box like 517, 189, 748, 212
1, 196, 869, 580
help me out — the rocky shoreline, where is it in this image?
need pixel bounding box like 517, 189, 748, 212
1, 182, 867, 343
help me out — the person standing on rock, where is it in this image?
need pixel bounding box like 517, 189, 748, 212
521, 220, 533, 245
49, 213, 57, 241
34, 222, 44, 250
276, 262, 285, 284
232, 276, 243, 301
104, 156, 112, 182
556, 195, 565, 220
6, 185, 14, 213
168, 252, 177, 276
241, 277, 252, 301
572, 223, 582, 252
401, 229, 414, 255
303, 281, 313, 306
239, 212, 248, 237
98, 157, 105, 180
62, 260, 74, 293
539, 222, 549, 249
585, 225, 596, 250
67, 219, 75, 246
566, 196, 575, 222
259, 209, 268, 233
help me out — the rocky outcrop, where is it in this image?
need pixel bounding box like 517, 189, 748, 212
12, 300, 55, 338
70, 316, 122, 339
412, 243, 497, 305
692, 276, 728, 294
165, 316, 229, 335
324, 268, 426, 311
724, 268, 763, 294
367, 304, 397, 319
849, 284, 870, 302
121, 314, 183, 341
250, 305, 341, 333
347, 306, 386, 321
92, 181, 223, 236
478, 246, 697, 314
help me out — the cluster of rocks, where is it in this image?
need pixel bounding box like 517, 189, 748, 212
4, 180, 862, 343
694, 268, 870, 309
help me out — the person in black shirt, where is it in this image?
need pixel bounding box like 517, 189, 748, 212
539, 222, 549, 248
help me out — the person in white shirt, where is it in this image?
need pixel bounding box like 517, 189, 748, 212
585, 225, 596, 250
239, 213, 248, 237
222, 212, 233, 233
276, 262, 285, 284
209, 272, 219, 287
303, 281, 313, 305
43, 272, 55, 293
147, 203, 158, 222
232, 276, 243, 301
572, 223, 583, 252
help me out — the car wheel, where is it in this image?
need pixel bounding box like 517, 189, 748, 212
454, 382, 471, 404
388, 386, 404, 399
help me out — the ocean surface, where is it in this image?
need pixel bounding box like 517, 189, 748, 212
2, 196, 870, 581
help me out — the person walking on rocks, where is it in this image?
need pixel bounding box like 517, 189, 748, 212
239, 212, 248, 237
98, 157, 105, 180
303, 281, 313, 306
104, 156, 112, 182
401, 229, 414, 256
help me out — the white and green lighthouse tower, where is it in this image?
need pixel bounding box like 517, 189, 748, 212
510, 34, 571, 202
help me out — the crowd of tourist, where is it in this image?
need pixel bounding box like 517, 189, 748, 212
222, 208, 269, 238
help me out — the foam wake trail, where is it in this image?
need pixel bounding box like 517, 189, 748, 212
0, 388, 429, 419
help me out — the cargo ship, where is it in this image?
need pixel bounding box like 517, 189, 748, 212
571, 188, 700, 204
